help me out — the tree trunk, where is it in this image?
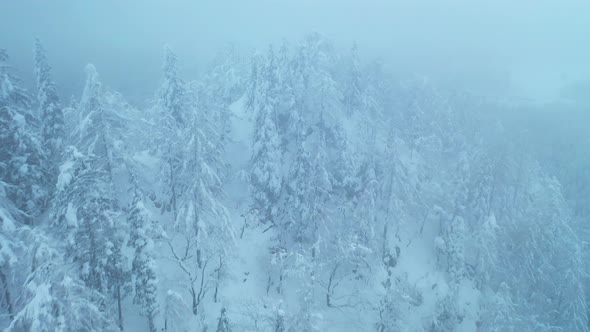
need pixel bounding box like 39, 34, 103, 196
266, 275, 272, 296
0, 270, 13, 321
169, 158, 178, 220
240, 222, 246, 239
277, 267, 284, 295
171, 183, 177, 220
117, 285, 123, 330
214, 257, 222, 303
148, 311, 156, 332
191, 286, 198, 315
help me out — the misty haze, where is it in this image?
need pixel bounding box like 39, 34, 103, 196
1, 1, 589, 331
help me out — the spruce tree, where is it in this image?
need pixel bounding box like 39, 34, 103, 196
249, 47, 282, 225
34, 39, 65, 184
342, 42, 363, 116
0, 49, 46, 223
52, 145, 129, 328
52, 147, 115, 292
216, 307, 232, 332
128, 174, 158, 332
157, 46, 187, 220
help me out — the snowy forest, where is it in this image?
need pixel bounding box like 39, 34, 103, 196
1, 2, 590, 332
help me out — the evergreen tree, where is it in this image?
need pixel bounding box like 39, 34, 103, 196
161, 46, 186, 126
289, 256, 321, 332
0, 180, 21, 322
105, 231, 130, 330
207, 45, 245, 106
157, 46, 187, 220
479, 283, 520, 332
166, 80, 234, 317
273, 306, 286, 332
282, 126, 332, 248
245, 52, 263, 115
342, 42, 363, 116
431, 294, 461, 332
128, 174, 158, 332
34, 39, 65, 185
249, 47, 282, 225
0, 49, 46, 223
51, 147, 123, 304
216, 307, 232, 332
9, 228, 118, 332
275, 41, 298, 141
176, 93, 234, 255
163, 290, 189, 332
75, 64, 130, 179
67, 65, 132, 326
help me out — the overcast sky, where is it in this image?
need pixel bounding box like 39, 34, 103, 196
1, 0, 589, 103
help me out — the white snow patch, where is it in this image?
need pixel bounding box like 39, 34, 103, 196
65, 203, 78, 227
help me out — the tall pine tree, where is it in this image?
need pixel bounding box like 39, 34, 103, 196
248, 46, 283, 225
157, 46, 187, 220
128, 173, 158, 332
34, 39, 65, 187
0, 49, 46, 223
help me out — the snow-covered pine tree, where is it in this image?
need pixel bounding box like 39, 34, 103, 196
188, 79, 230, 183
0, 180, 22, 323
177, 85, 234, 249
34, 39, 65, 187
245, 52, 263, 115
272, 305, 286, 332
445, 214, 466, 287
198, 47, 244, 155
329, 133, 357, 200
275, 41, 298, 142
431, 294, 461, 332
157, 46, 187, 220
282, 126, 332, 249
342, 42, 363, 116
167, 87, 234, 314
163, 290, 189, 332
0, 49, 46, 223
519, 176, 588, 331
216, 307, 232, 332
128, 173, 158, 332
75, 64, 130, 180
161, 46, 186, 127
249, 46, 283, 225
471, 213, 498, 289
207, 45, 245, 106
352, 153, 380, 250
51, 146, 123, 305
462, 149, 501, 288
442, 152, 470, 287
8, 227, 118, 332
68, 65, 132, 327
376, 276, 416, 332
288, 33, 339, 127
289, 254, 321, 332
105, 230, 131, 330
289, 44, 309, 117
478, 282, 520, 332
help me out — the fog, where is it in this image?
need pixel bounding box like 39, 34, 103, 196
2, 2, 590, 331
2, 0, 590, 102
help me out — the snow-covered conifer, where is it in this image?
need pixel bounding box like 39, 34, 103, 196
216, 307, 232, 332
0, 49, 46, 223
34, 39, 65, 183
342, 42, 363, 116
249, 47, 283, 225
128, 174, 158, 332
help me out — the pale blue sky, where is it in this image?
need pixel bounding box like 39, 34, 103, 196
1, 0, 589, 102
